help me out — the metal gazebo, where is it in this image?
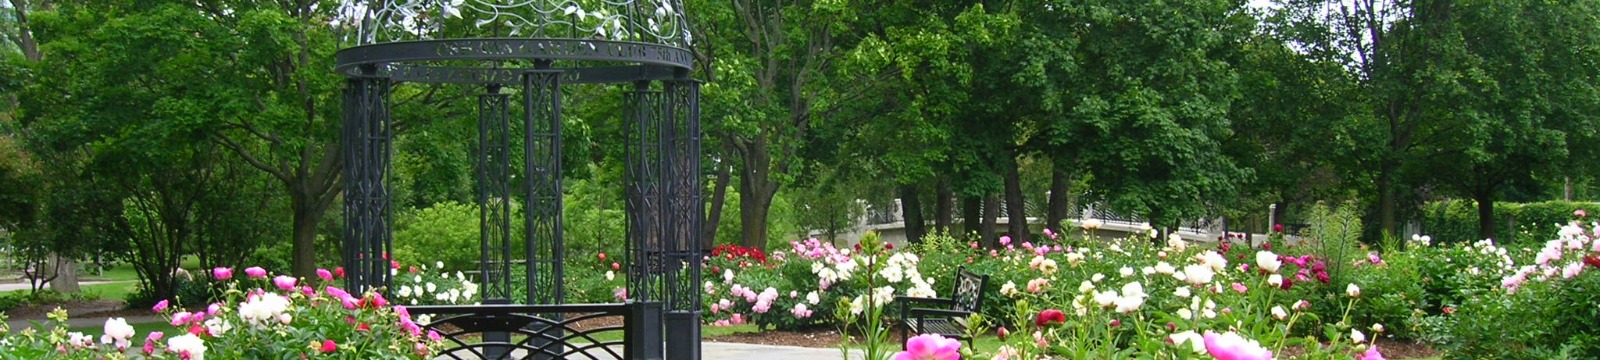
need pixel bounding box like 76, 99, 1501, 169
334, 1, 703, 358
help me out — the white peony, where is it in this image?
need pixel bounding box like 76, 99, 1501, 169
1256, 251, 1282, 273
1183, 264, 1215, 285
1197, 251, 1228, 271
1169, 330, 1204, 353
167, 334, 208, 360
101, 317, 135, 348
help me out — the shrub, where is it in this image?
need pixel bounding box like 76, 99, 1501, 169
1423, 212, 1600, 359
391, 260, 481, 306
393, 201, 481, 273
1, 266, 445, 359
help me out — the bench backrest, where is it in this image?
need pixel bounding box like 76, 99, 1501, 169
950, 267, 988, 313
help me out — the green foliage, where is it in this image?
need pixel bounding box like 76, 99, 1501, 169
562, 171, 627, 259
1302, 202, 1364, 286
393, 202, 482, 273
0, 290, 97, 312
1428, 267, 1600, 359
1422, 200, 1594, 245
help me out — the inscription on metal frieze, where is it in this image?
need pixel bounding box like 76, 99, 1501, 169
429, 39, 691, 68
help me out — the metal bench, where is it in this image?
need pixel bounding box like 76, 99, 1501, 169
896, 267, 988, 349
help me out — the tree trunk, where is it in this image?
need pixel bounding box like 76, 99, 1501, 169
934, 178, 953, 234
289, 192, 329, 278
737, 168, 775, 251
45, 254, 80, 293
1377, 168, 1398, 238
1003, 158, 1028, 244
1474, 189, 1496, 241
961, 196, 981, 240
7, 0, 41, 62
981, 195, 999, 247
704, 160, 731, 249
736, 136, 778, 251
900, 184, 924, 244
1046, 167, 1070, 235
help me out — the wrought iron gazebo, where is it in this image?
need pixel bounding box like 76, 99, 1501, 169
334, 1, 703, 359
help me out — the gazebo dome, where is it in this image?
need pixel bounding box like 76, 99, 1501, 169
338, 0, 692, 46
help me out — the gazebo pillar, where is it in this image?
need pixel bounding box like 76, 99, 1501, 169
340, 70, 393, 295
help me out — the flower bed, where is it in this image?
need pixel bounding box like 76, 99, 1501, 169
0, 266, 444, 359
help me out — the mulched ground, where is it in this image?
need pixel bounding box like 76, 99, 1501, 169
705, 326, 845, 347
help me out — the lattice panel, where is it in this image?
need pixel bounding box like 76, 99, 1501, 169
523, 70, 566, 305
477, 87, 515, 301
342, 75, 394, 295
661, 80, 701, 312
624, 83, 664, 303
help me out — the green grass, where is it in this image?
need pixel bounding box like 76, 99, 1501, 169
80, 281, 139, 304
81, 264, 140, 282
66, 320, 171, 339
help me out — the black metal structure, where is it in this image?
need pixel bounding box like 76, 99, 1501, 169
336, 2, 701, 358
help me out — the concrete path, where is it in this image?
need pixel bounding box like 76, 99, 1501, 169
703, 342, 856, 360
0, 280, 125, 292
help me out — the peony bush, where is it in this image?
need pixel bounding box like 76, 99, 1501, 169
0, 265, 444, 359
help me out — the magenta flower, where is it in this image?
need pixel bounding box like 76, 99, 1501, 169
1203, 331, 1273, 360
152, 299, 170, 313
244, 266, 268, 279
320, 339, 339, 353
212, 267, 233, 280
1000, 235, 1012, 246
891, 334, 962, 360
316, 268, 334, 282
1035, 309, 1066, 327
1357, 345, 1386, 360
273, 275, 297, 291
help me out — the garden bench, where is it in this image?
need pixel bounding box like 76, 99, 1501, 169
896, 267, 989, 349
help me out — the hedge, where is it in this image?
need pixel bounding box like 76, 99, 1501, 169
1420, 200, 1596, 245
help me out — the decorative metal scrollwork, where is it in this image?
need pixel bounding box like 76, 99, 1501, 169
338, 0, 691, 46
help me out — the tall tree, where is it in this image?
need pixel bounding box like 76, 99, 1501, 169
702, 0, 857, 250
1425, 0, 1600, 240
1027, 0, 1254, 231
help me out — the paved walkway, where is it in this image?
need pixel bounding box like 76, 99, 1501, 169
703, 342, 853, 360
0, 280, 124, 292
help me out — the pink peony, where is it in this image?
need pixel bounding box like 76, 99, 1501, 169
1000, 236, 1012, 246
1357, 345, 1386, 360
320, 340, 339, 353
212, 267, 233, 280
1203, 331, 1273, 360
891, 334, 962, 360
1576, 209, 1588, 218
316, 268, 334, 282
152, 300, 170, 313
244, 266, 268, 279
273, 275, 298, 291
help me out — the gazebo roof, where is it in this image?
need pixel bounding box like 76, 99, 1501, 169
337, 0, 692, 47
